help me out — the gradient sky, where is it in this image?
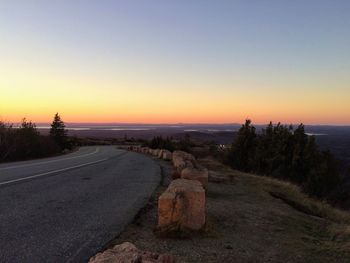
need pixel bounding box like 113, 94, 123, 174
1, 0, 349, 124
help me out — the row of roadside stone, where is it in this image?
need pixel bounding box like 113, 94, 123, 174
127, 146, 173, 161
127, 146, 208, 233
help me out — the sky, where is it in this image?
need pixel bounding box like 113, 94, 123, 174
0, 0, 349, 125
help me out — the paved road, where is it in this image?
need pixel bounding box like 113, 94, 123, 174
0, 146, 161, 263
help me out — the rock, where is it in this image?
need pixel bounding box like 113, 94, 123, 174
172, 151, 195, 162
131, 146, 141, 152
141, 147, 150, 154
89, 242, 176, 263
172, 151, 197, 172
153, 149, 160, 157
89, 242, 140, 263
181, 167, 209, 189
185, 160, 194, 169
157, 149, 164, 158
172, 151, 198, 177
158, 179, 205, 231
162, 150, 172, 161
172, 156, 187, 172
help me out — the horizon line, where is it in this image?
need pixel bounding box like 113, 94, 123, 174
5, 121, 350, 127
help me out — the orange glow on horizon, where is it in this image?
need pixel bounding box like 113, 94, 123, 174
1, 109, 350, 126
1, 54, 350, 125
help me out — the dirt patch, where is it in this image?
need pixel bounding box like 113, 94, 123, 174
109, 158, 350, 263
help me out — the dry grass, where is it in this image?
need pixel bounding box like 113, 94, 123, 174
199, 157, 350, 222
236, 173, 350, 223
198, 156, 350, 253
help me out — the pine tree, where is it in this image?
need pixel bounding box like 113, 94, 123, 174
226, 120, 341, 200
49, 113, 67, 150
227, 119, 257, 171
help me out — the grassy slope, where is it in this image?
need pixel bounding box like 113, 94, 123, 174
110, 158, 350, 263
201, 157, 350, 261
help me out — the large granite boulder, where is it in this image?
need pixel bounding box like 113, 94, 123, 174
153, 149, 160, 157
172, 150, 195, 163
131, 146, 141, 152
181, 167, 209, 189
172, 155, 185, 166
172, 155, 187, 172
172, 151, 197, 176
158, 179, 205, 231
141, 147, 150, 154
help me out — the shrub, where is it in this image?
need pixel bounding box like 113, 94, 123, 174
0, 119, 61, 162
147, 136, 175, 151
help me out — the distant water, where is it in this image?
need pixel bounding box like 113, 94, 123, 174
36, 126, 91, 131
36, 125, 155, 131
35, 124, 241, 133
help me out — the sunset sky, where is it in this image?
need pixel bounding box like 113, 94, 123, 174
1, 1, 349, 124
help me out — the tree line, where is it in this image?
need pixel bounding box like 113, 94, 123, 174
0, 113, 71, 162
144, 134, 195, 152
226, 120, 343, 201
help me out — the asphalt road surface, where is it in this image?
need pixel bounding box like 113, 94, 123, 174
0, 146, 161, 263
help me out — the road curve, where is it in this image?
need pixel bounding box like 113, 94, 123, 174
0, 146, 161, 263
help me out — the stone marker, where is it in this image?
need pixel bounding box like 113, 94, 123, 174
158, 179, 205, 231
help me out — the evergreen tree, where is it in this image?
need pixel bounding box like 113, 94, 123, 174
0, 121, 15, 161
290, 124, 309, 183
177, 133, 192, 152
149, 136, 175, 151
226, 120, 341, 200
227, 119, 257, 171
50, 113, 68, 150
254, 122, 294, 178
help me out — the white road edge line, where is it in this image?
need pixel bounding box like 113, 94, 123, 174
0, 158, 108, 186
0, 147, 100, 170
